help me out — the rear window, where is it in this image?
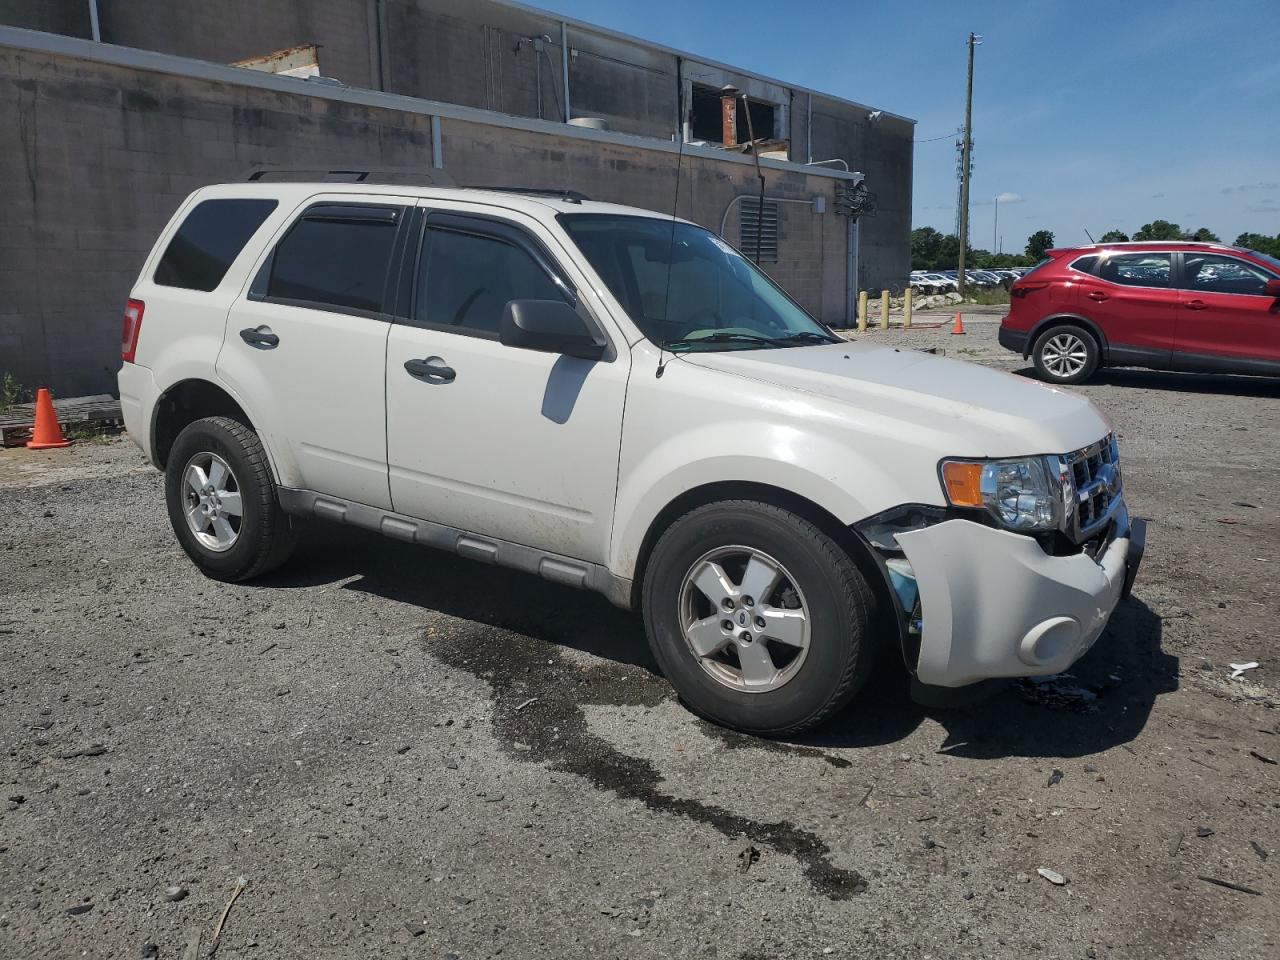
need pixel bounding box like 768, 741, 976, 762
154, 198, 277, 292
266, 205, 401, 314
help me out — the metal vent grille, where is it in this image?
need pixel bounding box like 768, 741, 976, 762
739, 199, 779, 262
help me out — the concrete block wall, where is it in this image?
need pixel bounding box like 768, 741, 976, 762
0, 46, 852, 396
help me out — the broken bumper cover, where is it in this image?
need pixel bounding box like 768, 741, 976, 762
894, 504, 1143, 688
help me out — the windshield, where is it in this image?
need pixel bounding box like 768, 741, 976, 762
1248, 249, 1280, 273
559, 213, 838, 352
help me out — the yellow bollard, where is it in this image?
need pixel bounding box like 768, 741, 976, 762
879, 290, 890, 329
857, 290, 868, 332
903, 287, 913, 329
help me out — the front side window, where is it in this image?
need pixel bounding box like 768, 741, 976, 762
416, 227, 570, 334
155, 198, 277, 291
267, 206, 400, 313
1097, 252, 1172, 288
1182, 253, 1275, 296
560, 214, 836, 352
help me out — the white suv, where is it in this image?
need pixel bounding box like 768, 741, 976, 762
118, 175, 1144, 735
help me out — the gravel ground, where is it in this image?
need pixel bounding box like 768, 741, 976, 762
2, 318, 1277, 960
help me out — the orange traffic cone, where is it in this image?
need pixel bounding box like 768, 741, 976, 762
26, 388, 71, 449
950, 311, 966, 335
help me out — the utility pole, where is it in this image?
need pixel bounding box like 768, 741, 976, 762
957, 32, 980, 295
993, 193, 999, 254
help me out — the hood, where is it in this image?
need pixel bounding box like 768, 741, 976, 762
681, 340, 1110, 457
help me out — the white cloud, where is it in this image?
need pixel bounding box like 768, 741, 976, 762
995, 191, 1024, 204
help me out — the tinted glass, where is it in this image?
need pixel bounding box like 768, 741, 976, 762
561, 214, 836, 352
155, 198, 277, 291
1183, 254, 1274, 295
417, 228, 568, 333
1097, 252, 1172, 288
268, 211, 399, 313
1071, 255, 1098, 275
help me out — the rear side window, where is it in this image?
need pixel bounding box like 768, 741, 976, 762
154, 198, 277, 291
417, 228, 569, 334
1097, 252, 1172, 288
1070, 255, 1098, 275
267, 205, 401, 313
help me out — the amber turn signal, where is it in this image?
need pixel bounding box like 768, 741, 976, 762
941, 461, 983, 507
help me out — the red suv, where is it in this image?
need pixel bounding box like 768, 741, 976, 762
999, 241, 1280, 384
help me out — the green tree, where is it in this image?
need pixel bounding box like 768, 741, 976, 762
1187, 227, 1220, 242
910, 227, 944, 270
1025, 230, 1055, 261
1234, 232, 1280, 257
1099, 229, 1128, 242
1133, 220, 1183, 241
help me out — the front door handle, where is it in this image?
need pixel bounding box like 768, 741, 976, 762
1087, 291, 1108, 302
240, 325, 280, 349
404, 357, 456, 383
1185, 299, 1209, 311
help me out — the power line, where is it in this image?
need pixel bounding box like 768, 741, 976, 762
914, 132, 958, 144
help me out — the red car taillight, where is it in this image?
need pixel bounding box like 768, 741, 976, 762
122, 298, 144, 363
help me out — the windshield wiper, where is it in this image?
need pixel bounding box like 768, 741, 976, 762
664, 331, 777, 351
762, 331, 838, 345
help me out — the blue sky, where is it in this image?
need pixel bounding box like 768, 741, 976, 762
544, 0, 1280, 251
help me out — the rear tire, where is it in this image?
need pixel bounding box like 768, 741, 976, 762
1032, 324, 1099, 384
165, 416, 295, 582
641, 500, 878, 736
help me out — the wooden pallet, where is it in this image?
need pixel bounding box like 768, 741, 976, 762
0, 394, 122, 447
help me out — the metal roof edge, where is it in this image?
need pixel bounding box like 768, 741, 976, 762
0, 26, 866, 183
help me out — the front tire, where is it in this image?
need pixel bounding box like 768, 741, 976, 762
1032, 324, 1099, 384
165, 416, 295, 582
642, 501, 878, 736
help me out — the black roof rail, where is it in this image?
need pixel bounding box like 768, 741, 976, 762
465, 186, 592, 204
245, 166, 457, 187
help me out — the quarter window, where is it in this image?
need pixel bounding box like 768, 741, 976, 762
1182, 254, 1274, 296
155, 198, 277, 292
1097, 252, 1172, 289
417, 227, 569, 334
267, 206, 401, 313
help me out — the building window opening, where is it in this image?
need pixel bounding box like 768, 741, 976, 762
689, 83, 776, 147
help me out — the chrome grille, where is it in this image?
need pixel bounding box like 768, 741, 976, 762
1060, 435, 1122, 543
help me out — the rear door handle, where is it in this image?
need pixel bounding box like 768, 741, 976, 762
239, 325, 280, 349
1087, 291, 1108, 302
404, 357, 456, 383
1185, 299, 1209, 311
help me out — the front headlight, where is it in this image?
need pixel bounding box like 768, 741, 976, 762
940, 456, 1071, 532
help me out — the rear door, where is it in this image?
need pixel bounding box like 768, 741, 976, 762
1075, 251, 1178, 365
1175, 252, 1280, 369
384, 204, 629, 564
218, 196, 416, 509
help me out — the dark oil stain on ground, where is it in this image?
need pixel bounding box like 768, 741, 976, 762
427, 623, 868, 899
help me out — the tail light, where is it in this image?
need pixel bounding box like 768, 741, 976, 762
1010, 281, 1049, 299
122, 298, 144, 363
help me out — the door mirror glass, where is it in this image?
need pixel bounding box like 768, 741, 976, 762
1265, 278, 1280, 298
500, 300, 606, 360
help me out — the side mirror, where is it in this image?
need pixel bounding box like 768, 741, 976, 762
1265, 278, 1280, 298
500, 300, 606, 360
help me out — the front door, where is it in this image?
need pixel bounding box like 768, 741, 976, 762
384, 207, 629, 564
1075, 250, 1178, 365
1175, 252, 1280, 368
219, 197, 415, 509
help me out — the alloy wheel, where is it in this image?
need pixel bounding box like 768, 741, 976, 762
678, 546, 811, 693
181, 452, 243, 552
1040, 332, 1089, 378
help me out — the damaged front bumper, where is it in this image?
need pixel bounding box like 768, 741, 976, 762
861, 502, 1144, 689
